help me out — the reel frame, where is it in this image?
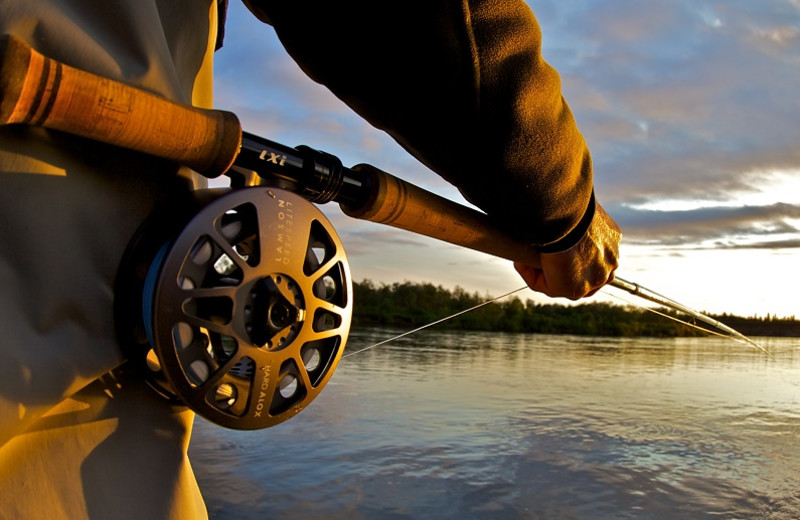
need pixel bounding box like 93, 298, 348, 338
116, 187, 352, 430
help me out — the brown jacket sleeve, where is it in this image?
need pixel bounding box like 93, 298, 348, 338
243, 0, 594, 249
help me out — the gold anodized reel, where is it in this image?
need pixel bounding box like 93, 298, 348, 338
122, 187, 352, 429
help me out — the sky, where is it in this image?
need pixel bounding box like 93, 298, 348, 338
212, 1, 800, 319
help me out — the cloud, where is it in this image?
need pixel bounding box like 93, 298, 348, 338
611, 201, 800, 246
321, 216, 433, 256
537, 0, 800, 205
719, 239, 800, 249
214, 6, 349, 115
213, 2, 385, 165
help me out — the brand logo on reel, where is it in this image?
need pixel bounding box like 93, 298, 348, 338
275, 199, 293, 265
253, 363, 272, 418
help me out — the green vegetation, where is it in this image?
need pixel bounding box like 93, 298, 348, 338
352, 280, 800, 337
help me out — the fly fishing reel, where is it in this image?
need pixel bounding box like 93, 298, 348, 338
116, 187, 352, 430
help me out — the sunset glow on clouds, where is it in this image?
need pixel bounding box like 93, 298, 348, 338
214, 1, 799, 318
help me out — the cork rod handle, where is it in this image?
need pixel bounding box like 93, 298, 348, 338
0, 34, 241, 177
342, 164, 542, 268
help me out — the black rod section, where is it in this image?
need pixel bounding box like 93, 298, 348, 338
234, 131, 370, 207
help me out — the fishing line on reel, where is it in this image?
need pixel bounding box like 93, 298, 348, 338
142, 242, 172, 349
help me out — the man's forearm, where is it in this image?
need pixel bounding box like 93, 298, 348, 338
244, 0, 594, 247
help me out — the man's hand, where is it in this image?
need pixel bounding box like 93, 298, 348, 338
514, 203, 621, 300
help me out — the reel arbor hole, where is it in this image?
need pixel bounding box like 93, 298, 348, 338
300, 338, 338, 385
313, 309, 341, 332
279, 374, 298, 399
214, 383, 237, 409
218, 203, 261, 268
302, 346, 321, 372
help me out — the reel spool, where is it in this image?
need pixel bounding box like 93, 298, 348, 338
116, 187, 352, 430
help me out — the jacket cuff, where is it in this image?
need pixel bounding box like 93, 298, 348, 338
536, 191, 596, 254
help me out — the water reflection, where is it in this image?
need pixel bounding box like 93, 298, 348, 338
190, 330, 800, 519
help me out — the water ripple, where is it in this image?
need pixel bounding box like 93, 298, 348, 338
191, 331, 800, 519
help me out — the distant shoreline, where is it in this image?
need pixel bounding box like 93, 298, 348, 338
352, 280, 800, 338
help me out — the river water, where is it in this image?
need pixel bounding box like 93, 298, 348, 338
189, 329, 800, 519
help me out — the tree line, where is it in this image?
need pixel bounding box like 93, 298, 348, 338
351, 280, 800, 338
